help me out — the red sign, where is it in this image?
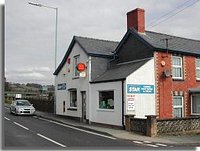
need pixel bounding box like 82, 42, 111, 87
76, 63, 86, 71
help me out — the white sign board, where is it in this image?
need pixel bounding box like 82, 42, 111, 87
15, 94, 22, 99
127, 94, 135, 111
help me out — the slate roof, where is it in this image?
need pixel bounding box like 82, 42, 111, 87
91, 58, 150, 83
75, 36, 119, 56
139, 30, 200, 55
54, 36, 119, 75
92, 29, 200, 83
55, 29, 200, 77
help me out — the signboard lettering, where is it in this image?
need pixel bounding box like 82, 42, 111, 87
127, 84, 154, 94
57, 83, 66, 90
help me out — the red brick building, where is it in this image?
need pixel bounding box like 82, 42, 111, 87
123, 8, 200, 119
54, 7, 200, 127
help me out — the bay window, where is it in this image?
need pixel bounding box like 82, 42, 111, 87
191, 94, 200, 115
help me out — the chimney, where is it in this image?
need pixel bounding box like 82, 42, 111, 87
127, 8, 145, 33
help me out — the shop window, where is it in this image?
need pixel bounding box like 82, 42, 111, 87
69, 89, 77, 108
99, 91, 114, 110
196, 59, 200, 80
73, 55, 80, 77
173, 95, 184, 118
191, 94, 200, 115
172, 56, 183, 79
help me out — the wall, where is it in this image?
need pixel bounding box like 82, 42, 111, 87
155, 51, 200, 119
56, 42, 89, 119
125, 58, 156, 118
89, 81, 123, 126
90, 57, 110, 81
126, 115, 200, 136
116, 34, 153, 63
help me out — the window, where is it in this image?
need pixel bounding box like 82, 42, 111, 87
69, 90, 77, 108
99, 91, 114, 109
172, 56, 183, 79
196, 59, 200, 80
173, 95, 184, 118
73, 55, 80, 77
191, 94, 200, 115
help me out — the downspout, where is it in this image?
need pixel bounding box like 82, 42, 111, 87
121, 80, 125, 129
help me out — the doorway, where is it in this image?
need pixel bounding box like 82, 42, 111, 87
81, 91, 86, 122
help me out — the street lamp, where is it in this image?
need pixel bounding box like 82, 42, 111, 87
28, 1, 58, 71
28, 2, 58, 114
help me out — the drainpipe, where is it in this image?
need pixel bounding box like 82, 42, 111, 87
121, 80, 125, 129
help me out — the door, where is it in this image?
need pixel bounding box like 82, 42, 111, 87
81, 91, 86, 122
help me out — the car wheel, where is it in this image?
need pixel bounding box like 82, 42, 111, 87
14, 109, 17, 115
9, 108, 12, 114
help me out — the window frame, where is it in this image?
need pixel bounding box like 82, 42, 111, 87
173, 95, 184, 118
172, 56, 183, 80
191, 94, 200, 115
69, 89, 77, 109
196, 58, 200, 80
98, 90, 114, 111
73, 55, 80, 78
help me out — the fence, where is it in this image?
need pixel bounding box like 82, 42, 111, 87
125, 115, 200, 137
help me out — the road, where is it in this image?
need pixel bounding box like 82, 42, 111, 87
3, 107, 141, 149
4, 107, 197, 150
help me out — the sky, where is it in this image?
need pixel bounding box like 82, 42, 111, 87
5, 0, 200, 85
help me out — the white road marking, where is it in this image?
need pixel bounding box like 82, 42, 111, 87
133, 141, 143, 144
37, 133, 66, 148
37, 117, 116, 140
145, 144, 159, 148
143, 140, 151, 143
13, 122, 29, 130
4, 117, 10, 121
156, 143, 167, 147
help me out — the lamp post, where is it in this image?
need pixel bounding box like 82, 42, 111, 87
28, 2, 58, 70
28, 2, 58, 113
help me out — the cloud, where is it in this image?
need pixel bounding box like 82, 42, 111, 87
5, 0, 200, 85
5, 67, 53, 84
11, 67, 51, 73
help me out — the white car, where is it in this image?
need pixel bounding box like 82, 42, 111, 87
10, 100, 36, 115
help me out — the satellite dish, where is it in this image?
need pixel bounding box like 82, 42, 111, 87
163, 69, 171, 77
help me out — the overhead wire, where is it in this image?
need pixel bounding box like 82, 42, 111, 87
147, 0, 194, 27
147, 0, 200, 29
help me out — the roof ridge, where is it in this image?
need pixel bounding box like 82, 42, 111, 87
145, 30, 200, 43
74, 35, 119, 43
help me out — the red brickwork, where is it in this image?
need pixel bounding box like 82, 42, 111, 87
155, 51, 200, 119
127, 8, 145, 33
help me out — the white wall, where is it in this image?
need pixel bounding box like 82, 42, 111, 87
55, 42, 89, 118
89, 81, 122, 126
125, 58, 156, 118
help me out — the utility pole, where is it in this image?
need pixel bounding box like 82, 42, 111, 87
160, 37, 172, 58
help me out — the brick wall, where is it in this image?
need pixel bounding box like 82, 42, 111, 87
154, 51, 200, 119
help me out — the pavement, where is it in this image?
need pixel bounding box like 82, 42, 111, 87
34, 110, 200, 146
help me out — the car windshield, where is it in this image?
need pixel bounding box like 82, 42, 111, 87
16, 100, 31, 106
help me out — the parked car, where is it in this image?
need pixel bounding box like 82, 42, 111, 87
10, 99, 36, 115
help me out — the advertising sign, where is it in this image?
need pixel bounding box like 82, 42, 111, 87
127, 94, 135, 111
76, 63, 86, 72
57, 83, 66, 90
127, 84, 154, 94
